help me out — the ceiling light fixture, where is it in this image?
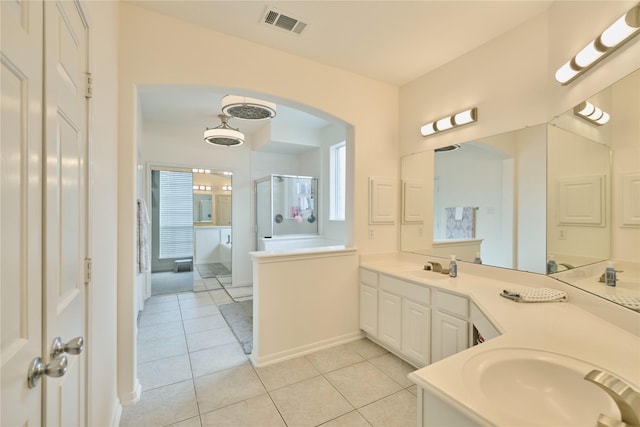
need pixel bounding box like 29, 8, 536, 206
221, 95, 277, 120
204, 114, 245, 147
574, 101, 610, 125
420, 108, 478, 137
555, 4, 640, 85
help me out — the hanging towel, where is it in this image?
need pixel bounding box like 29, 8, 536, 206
445, 207, 477, 239
454, 207, 464, 220
137, 199, 151, 274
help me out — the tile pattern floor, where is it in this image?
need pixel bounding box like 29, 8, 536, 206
152, 268, 253, 303
121, 292, 418, 427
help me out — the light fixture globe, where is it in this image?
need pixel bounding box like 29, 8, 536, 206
204, 115, 245, 147
221, 95, 277, 120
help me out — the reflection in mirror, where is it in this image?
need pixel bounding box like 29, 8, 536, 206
548, 68, 639, 310
401, 125, 547, 274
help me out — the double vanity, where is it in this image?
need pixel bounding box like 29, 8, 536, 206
359, 253, 640, 427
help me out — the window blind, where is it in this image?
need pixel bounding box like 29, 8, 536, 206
159, 171, 193, 259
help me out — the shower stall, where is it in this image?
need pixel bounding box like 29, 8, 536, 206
255, 175, 338, 251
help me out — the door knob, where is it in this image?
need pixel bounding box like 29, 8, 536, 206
27, 356, 68, 388
50, 336, 84, 359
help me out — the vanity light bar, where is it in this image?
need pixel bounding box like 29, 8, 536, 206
192, 168, 212, 174
574, 101, 610, 125
555, 4, 640, 85
420, 108, 478, 137
192, 185, 212, 191
222, 185, 232, 191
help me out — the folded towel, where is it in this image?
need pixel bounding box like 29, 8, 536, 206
601, 294, 640, 312
500, 288, 568, 303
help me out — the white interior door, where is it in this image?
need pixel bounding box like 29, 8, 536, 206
1, 1, 44, 426
43, 1, 89, 425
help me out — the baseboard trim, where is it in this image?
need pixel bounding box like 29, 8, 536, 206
250, 330, 364, 367
119, 379, 142, 406
110, 399, 123, 427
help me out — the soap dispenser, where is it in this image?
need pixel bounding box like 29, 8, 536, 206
546, 255, 558, 274
605, 262, 617, 287
449, 255, 458, 278
473, 252, 482, 264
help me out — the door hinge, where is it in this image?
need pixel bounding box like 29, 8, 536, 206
85, 73, 93, 99
84, 258, 92, 284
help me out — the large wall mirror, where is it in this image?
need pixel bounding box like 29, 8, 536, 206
401, 67, 639, 311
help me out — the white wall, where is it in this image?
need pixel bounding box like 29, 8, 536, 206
85, 1, 120, 425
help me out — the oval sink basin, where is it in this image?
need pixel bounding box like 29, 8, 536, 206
462, 348, 620, 426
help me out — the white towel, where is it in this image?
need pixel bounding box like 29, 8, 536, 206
454, 207, 463, 220
137, 199, 151, 274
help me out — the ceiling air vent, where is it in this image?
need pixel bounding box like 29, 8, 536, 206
262, 7, 308, 35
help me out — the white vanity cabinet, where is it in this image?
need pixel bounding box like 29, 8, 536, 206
359, 268, 379, 337
432, 290, 469, 363
360, 269, 431, 367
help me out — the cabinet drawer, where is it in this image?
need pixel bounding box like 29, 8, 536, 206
435, 290, 468, 318
379, 274, 430, 305
360, 268, 378, 288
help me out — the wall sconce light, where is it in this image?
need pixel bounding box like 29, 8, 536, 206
222, 185, 232, 191
574, 101, 610, 125
193, 185, 212, 191
555, 4, 640, 85
420, 108, 478, 137
192, 169, 211, 174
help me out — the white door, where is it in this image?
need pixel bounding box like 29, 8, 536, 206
216, 194, 232, 225
1, 1, 45, 426
43, 1, 90, 425
1, 1, 90, 425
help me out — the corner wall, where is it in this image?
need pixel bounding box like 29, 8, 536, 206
85, 1, 120, 425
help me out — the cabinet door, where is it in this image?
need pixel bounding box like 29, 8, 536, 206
360, 284, 378, 337
402, 300, 431, 366
378, 290, 402, 350
432, 311, 468, 363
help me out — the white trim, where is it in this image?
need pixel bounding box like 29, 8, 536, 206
249, 331, 364, 367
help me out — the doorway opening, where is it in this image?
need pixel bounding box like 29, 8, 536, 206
149, 166, 234, 296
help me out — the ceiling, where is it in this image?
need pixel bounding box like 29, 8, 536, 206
133, 1, 554, 151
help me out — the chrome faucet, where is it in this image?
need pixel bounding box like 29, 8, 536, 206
559, 262, 575, 270
584, 369, 640, 427
424, 261, 442, 273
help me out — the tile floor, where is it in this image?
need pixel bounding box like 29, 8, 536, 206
120, 292, 418, 427
152, 267, 253, 304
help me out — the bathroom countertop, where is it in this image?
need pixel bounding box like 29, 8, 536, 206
360, 254, 640, 426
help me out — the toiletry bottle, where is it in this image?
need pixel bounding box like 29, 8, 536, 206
546, 255, 558, 274
449, 255, 458, 278
473, 252, 482, 264
605, 262, 617, 287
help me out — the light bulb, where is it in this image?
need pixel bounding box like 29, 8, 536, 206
577, 101, 595, 116
555, 61, 580, 84
600, 14, 638, 48
574, 41, 604, 68
587, 107, 604, 121
420, 122, 436, 136
595, 112, 610, 125
436, 117, 453, 131
453, 109, 475, 126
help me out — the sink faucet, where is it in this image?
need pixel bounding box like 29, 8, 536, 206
424, 261, 442, 273
584, 369, 640, 427
559, 262, 575, 270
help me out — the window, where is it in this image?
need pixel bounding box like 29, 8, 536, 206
159, 171, 193, 259
330, 141, 346, 221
